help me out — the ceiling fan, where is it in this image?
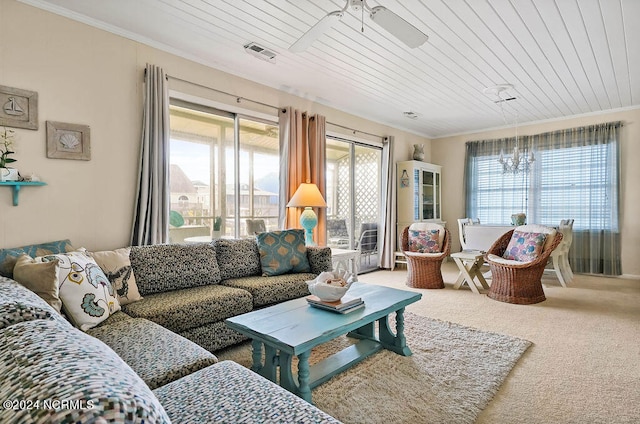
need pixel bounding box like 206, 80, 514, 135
289, 0, 429, 52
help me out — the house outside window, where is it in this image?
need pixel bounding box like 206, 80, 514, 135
168, 100, 279, 243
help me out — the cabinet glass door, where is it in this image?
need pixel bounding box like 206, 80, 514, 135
434, 172, 440, 219
422, 170, 435, 220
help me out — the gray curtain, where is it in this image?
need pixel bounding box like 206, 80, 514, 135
379, 136, 395, 269
131, 64, 170, 246
464, 121, 622, 275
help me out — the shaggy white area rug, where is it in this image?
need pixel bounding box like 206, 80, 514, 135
217, 312, 531, 424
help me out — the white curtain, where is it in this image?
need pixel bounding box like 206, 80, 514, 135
379, 136, 395, 269
131, 64, 170, 246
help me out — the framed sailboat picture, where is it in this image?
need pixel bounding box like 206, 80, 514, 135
0, 85, 38, 130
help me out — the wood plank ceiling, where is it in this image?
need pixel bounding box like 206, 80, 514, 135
21, 0, 640, 138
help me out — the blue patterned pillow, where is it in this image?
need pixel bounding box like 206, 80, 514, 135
257, 229, 311, 276
408, 229, 441, 253
503, 231, 547, 262
0, 239, 74, 278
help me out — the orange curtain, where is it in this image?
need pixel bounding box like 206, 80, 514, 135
278, 107, 327, 245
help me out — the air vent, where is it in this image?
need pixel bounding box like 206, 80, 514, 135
403, 111, 419, 119
244, 42, 277, 64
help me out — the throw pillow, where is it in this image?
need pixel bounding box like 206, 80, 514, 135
0, 239, 75, 278
89, 247, 142, 305
408, 229, 441, 253
257, 229, 311, 277
34, 250, 121, 330
12, 254, 63, 313
503, 231, 547, 262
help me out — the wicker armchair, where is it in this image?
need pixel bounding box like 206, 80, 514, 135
485, 228, 563, 304
401, 224, 451, 289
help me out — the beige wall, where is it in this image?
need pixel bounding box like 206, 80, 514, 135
0, 0, 428, 251
432, 107, 640, 278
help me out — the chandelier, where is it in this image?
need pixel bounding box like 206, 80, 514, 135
484, 84, 535, 174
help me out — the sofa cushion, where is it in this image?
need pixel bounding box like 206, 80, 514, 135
121, 284, 252, 333
90, 247, 143, 305
130, 244, 221, 295
220, 273, 317, 307
178, 321, 248, 353
34, 250, 121, 331
257, 229, 311, 276
0, 239, 74, 278
213, 238, 261, 280
12, 254, 62, 312
153, 360, 341, 424
94, 310, 132, 327
0, 277, 70, 330
87, 318, 217, 389
0, 319, 171, 424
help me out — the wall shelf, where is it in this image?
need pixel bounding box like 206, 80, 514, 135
0, 181, 47, 206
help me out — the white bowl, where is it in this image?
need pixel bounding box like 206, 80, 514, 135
307, 280, 352, 302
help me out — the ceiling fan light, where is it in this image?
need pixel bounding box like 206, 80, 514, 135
289, 11, 343, 53
369, 6, 428, 48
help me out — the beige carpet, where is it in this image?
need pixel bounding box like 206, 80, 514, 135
218, 312, 530, 424
359, 263, 640, 424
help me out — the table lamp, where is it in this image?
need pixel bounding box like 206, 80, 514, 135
286, 182, 327, 245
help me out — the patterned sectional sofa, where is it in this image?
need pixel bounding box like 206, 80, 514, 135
123, 238, 332, 352
0, 238, 340, 423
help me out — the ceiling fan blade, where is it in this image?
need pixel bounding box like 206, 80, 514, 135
289, 10, 343, 53
369, 6, 428, 48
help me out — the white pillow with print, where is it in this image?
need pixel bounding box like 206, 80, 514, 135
35, 250, 120, 330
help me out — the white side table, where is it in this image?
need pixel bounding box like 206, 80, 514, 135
330, 248, 360, 281
451, 250, 490, 294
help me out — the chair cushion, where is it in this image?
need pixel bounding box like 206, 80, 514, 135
34, 250, 121, 331
130, 243, 221, 295
153, 361, 341, 424
121, 284, 253, 333
409, 223, 445, 248
87, 318, 217, 389
0, 239, 74, 278
404, 251, 443, 258
408, 229, 441, 253
487, 253, 523, 266
503, 230, 547, 262
220, 273, 317, 307
213, 238, 261, 280
257, 229, 311, 276
0, 319, 170, 424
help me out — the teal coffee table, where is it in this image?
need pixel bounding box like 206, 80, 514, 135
225, 282, 421, 403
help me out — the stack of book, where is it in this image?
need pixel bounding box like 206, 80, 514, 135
306, 294, 364, 314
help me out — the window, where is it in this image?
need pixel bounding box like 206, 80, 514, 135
466, 127, 619, 231
465, 121, 621, 275
168, 100, 279, 242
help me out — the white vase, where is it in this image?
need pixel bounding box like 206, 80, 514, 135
0, 168, 19, 181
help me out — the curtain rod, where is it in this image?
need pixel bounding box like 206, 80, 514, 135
167, 75, 386, 141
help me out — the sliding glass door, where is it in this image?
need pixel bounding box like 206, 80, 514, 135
168, 100, 278, 243
326, 137, 382, 272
